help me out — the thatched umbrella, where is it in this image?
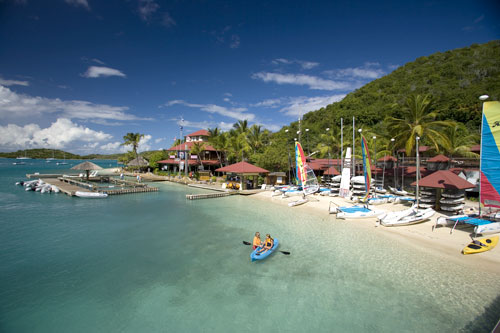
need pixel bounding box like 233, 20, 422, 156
127, 156, 149, 167
71, 161, 103, 180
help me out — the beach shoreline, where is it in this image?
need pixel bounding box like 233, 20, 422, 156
249, 190, 500, 274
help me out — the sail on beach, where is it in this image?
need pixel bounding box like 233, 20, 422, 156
480, 101, 500, 210
360, 134, 372, 200
294, 141, 319, 196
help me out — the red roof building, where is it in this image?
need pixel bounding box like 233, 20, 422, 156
410, 170, 475, 190
323, 166, 340, 176
427, 154, 450, 162
215, 161, 269, 174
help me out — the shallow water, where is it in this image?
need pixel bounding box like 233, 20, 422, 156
1, 159, 499, 332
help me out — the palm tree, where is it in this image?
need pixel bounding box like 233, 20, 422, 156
247, 124, 264, 153
190, 141, 206, 169
227, 133, 250, 163
122, 132, 144, 162
207, 127, 225, 167
384, 94, 454, 156
233, 120, 249, 135
440, 122, 479, 159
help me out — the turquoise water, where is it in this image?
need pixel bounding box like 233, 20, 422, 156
1, 159, 499, 332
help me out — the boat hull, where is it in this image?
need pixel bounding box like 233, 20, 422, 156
462, 236, 498, 254
251, 239, 279, 261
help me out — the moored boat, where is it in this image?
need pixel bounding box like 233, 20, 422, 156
75, 191, 108, 198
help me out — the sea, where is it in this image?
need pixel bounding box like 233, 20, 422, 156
1, 158, 499, 332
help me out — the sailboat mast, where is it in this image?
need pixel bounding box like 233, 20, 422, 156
340, 117, 343, 169
352, 117, 355, 177
416, 136, 420, 207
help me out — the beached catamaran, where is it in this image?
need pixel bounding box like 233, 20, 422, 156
332, 134, 385, 219
436, 100, 500, 235
288, 141, 319, 207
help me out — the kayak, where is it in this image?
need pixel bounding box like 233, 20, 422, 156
462, 236, 499, 255
251, 239, 279, 262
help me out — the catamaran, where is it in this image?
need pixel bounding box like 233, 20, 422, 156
332, 134, 385, 219
435, 100, 500, 235
379, 136, 435, 226
288, 141, 319, 207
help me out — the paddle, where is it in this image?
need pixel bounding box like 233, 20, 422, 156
242, 241, 290, 255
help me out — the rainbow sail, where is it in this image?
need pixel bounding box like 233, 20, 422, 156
295, 141, 307, 186
361, 135, 372, 200
480, 101, 500, 209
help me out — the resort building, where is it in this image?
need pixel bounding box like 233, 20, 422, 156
157, 130, 224, 174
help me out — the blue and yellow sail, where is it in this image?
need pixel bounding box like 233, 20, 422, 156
360, 135, 372, 200
480, 101, 500, 209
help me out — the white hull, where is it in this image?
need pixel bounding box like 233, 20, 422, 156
75, 191, 108, 198
288, 198, 308, 207
336, 206, 386, 219
380, 208, 435, 227
475, 222, 500, 235
389, 186, 408, 196
441, 204, 464, 212
440, 197, 464, 204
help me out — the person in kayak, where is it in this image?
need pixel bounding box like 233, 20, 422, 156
257, 234, 274, 255
252, 232, 262, 250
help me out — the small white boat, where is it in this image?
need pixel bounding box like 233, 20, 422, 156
380, 208, 435, 227
441, 204, 464, 212
475, 222, 500, 235
335, 205, 386, 219
375, 187, 387, 194
389, 186, 408, 196
367, 197, 388, 205
288, 198, 308, 207
441, 192, 464, 198
75, 191, 108, 198
440, 197, 465, 204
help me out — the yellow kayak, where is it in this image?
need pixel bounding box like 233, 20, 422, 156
462, 236, 499, 255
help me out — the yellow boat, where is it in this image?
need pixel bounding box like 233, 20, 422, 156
462, 236, 499, 255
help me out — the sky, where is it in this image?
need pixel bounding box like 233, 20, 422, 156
0, 0, 499, 154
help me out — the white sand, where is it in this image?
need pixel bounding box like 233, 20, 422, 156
252, 190, 500, 274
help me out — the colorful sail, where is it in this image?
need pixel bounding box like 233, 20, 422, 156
295, 141, 307, 186
480, 101, 500, 209
360, 134, 372, 200
294, 141, 319, 195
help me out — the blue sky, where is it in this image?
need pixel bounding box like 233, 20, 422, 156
0, 0, 498, 154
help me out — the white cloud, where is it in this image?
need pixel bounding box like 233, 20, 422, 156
253, 95, 345, 117
272, 58, 319, 70
0, 77, 29, 86
100, 141, 127, 153
162, 12, 176, 27
139, 0, 159, 21
230, 35, 240, 49
324, 63, 385, 80
0, 118, 112, 150
154, 137, 165, 144
0, 84, 145, 122
252, 72, 351, 90
82, 66, 126, 78
165, 100, 255, 121
64, 0, 90, 10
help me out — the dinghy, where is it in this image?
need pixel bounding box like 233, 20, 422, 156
475, 222, 500, 235
75, 191, 108, 198
389, 186, 408, 196
380, 207, 435, 227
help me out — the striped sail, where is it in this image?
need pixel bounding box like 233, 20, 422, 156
361, 135, 372, 200
295, 141, 319, 196
480, 101, 500, 209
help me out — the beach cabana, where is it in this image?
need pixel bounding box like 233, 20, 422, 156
127, 156, 149, 171
411, 170, 475, 210
215, 161, 269, 190
266, 172, 287, 186
71, 161, 103, 180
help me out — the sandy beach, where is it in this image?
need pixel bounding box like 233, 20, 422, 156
251, 190, 500, 274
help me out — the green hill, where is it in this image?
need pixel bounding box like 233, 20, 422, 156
302, 40, 499, 132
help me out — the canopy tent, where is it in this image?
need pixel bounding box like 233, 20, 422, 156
215, 161, 269, 190
71, 161, 103, 180
411, 170, 475, 190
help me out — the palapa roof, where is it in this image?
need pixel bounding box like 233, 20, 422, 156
323, 166, 340, 176
427, 154, 450, 162
127, 156, 149, 167
71, 161, 103, 170
410, 170, 475, 189
215, 161, 269, 174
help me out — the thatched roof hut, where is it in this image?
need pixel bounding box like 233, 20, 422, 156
127, 156, 149, 169
71, 161, 103, 180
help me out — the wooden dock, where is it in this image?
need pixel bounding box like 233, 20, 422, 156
40, 178, 90, 196
186, 192, 235, 200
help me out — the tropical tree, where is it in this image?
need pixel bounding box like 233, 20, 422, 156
190, 141, 206, 168
384, 94, 454, 156
227, 133, 250, 163
233, 119, 249, 135
121, 132, 145, 162
247, 124, 264, 153
440, 122, 479, 158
